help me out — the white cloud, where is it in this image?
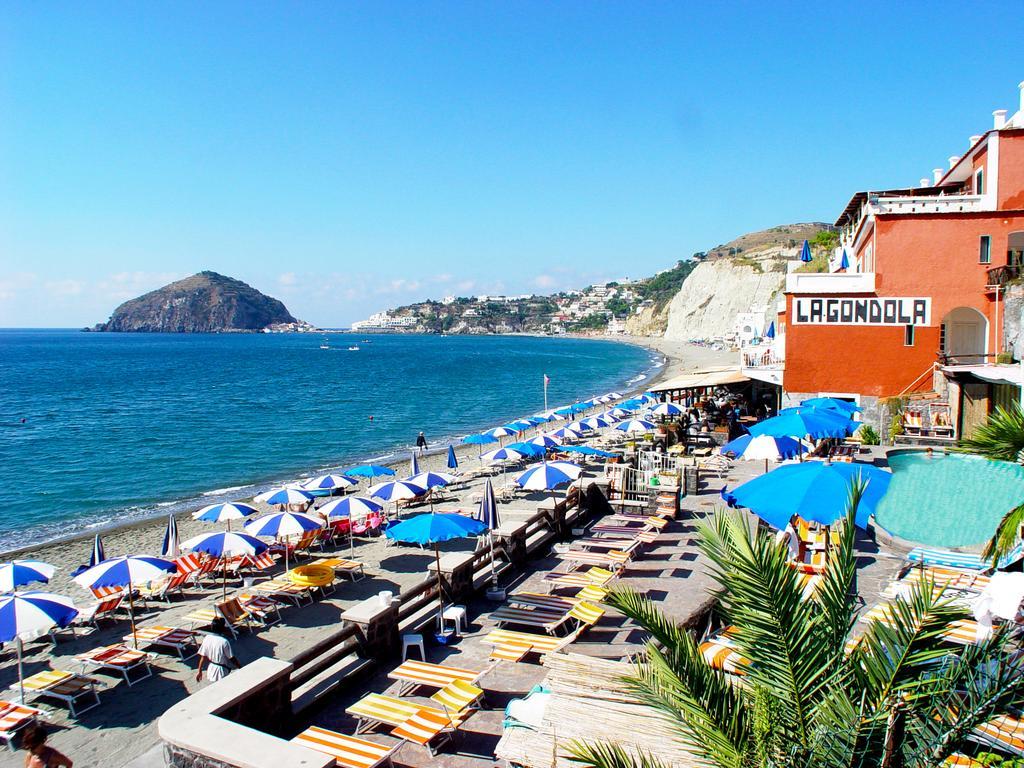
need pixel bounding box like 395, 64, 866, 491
278, 272, 298, 287
0, 272, 38, 301
43, 279, 86, 297
533, 274, 556, 289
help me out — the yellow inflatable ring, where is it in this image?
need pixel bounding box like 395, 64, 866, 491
288, 564, 334, 588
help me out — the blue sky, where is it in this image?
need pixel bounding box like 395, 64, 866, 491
2, 2, 1022, 327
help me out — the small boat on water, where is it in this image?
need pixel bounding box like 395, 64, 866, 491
348, 345, 360, 351
319, 337, 330, 350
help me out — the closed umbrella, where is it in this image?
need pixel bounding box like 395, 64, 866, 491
476, 479, 502, 590
181, 531, 269, 600
800, 239, 813, 263
447, 445, 459, 471
722, 461, 891, 530
0, 591, 78, 703
765, 321, 776, 340
410, 452, 420, 476
89, 535, 105, 568
385, 513, 486, 629
74, 555, 176, 647
161, 514, 180, 558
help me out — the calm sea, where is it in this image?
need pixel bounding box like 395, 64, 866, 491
0, 330, 658, 551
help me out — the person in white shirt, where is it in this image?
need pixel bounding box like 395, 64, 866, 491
774, 515, 803, 563
195, 618, 241, 683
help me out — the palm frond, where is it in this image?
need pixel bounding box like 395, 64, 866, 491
958, 402, 1024, 462
567, 740, 672, 768
982, 500, 1024, 567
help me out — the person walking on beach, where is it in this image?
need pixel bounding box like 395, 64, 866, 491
21, 724, 72, 767
195, 617, 241, 683
416, 431, 427, 454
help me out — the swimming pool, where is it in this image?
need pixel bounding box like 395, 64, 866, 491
873, 449, 1024, 548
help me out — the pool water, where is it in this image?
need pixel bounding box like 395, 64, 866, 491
874, 450, 1024, 548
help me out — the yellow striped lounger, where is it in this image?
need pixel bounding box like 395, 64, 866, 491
554, 549, 631, 571
15, 669, 100, 717
481, 628, 573, 662
387, 660, 481, 696
292, 726, 399, 768
346, 693, 461, 735
490, 604, 571, 634
859, 603, 988, 645
391, 706, 461, 756
543, 566, 616, 592
124, 625, 198, 659
313, 557, 366, 581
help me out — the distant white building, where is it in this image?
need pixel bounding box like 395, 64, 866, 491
351, 312, 418, 331
441, 296, 456, 305
734, 311, 765, 346
606, 317, 627, 335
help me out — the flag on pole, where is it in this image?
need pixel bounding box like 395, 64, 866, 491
543, 374, 550, 412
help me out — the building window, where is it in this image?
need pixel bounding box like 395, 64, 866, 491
904, 325, 915, 346
939, 323, 946, 352
980, 235, 992, 264
976, 168, 985, 195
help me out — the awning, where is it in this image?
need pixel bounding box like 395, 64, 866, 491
650, 368, 750, 393
941, 364, 1024, 387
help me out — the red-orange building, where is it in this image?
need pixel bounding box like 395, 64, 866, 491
749, 82, 1024, 438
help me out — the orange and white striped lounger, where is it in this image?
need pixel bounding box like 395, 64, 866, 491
390, 706, 461, 756
292, 726, 399, 768
346, 693, 466, 735
250, 578, 314, 606
971, 712, 1024, 755
387, 659, 482, 696
859, 603, 988, 645
943, 755, 984, 767
313, 557, 366, 581
74, 644, 153, 686
126, 625, 199, 659
699, 627, 750, 677
0, 701, 44, 750
238, 594, 282, 626
14, 669, 100, 717
890, 565, 991, 596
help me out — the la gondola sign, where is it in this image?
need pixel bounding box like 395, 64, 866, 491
792, 297, 931, 326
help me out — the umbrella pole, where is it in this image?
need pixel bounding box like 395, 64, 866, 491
222, 557, 228, 601
17, 638, 24, 704
489, 532, 498, 587
435, 544, 444, 631
129, 579, 138, 650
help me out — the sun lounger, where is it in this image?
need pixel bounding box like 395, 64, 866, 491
429, 679, 484, 713
699, 626, 750, 676
292, 726, 400, 768
313, 557, 366, 581
390, 706, 462, 755
346, 693, 467, 735
568, 600, 605, 629
508, 593, 577, 612
387, 659, 482, 696
859, 603, 988, 645
238, 594, 282, 626
75, 593, 124, 628
543, 566, 616, 592
0, 701, 44, 750
971, 712, 1024, 756
906, 542, 1024, 571
74, 644, 153, 686
490, 604, 572, 634
189, 557, 220, 588
481, 628, 576, 662
15, 669, 100, 717
124, 625, 198, 659
138, 570, 192, 602
185, 597, 258, 637
554, 548, 632, 572
889, 565, 992, 597
250, 577, 314, 606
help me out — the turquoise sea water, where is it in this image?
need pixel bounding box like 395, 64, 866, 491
0, 330, 658, 552
874, 449, 1024, 548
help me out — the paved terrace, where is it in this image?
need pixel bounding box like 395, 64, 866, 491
145, 447, 905, 768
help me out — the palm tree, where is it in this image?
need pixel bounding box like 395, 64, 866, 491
958, 403, 1024, 566
570, 486, 1024, 768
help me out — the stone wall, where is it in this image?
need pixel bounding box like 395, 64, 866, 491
1002, 282, 1024, 360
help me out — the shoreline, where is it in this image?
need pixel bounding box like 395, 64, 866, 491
6, 336, 729, 571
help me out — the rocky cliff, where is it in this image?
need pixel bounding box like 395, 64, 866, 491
92, 271, 299, 333
626, 223, 829, 339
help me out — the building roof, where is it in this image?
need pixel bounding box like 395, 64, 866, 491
833, 184, 966, 228
649, 367, 750, 392
941, 364, 1024, 387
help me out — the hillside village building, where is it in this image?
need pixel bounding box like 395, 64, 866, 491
744, 81, 1024, 439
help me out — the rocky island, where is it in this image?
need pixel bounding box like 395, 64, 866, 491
90, 271, 304, 333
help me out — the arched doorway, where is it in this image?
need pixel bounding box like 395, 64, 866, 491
943, 306, 988, 364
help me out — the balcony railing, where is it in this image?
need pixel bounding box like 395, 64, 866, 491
870, 194, 984, 215
986, 264, 1024, 288
741, 347, 785, 370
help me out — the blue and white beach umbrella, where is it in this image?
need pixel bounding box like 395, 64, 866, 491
600, 410, 624, 422
344, 464, 397, 478
256, 488, 314, 506
193, 502, 259, 525
368, 479, 427, 503
319, 496, 383, 519
615, 419, 656, 434
447, 445, 459, 471
246, 512, 324, 571
0, 591, 79, 703
503, 421, 533, 433
74, 555, 176, 646
161, 514, 180, 558
0, 561, 55, 593
302, 474, 358, 492
505, 441, 547, 458
799, 239, 813, 263
462, 433, 498, 445
181, 530, 270, 598
481, 446, 526, 464
561, 445, 620, 458
406, 472, 455, 490
485, 426, 520, 440
552, 425, 583, 440
514, 461, 580, 492
528, 433, 563, 449
649, 402, 684, 417
89, 535, 105, 568
580, 415, 612, 430
476, 479, 502, 588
